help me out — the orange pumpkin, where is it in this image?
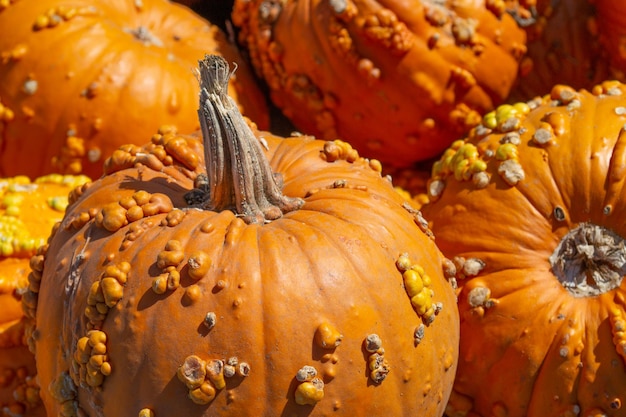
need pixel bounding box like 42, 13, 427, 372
591, 0, 626, 81
0, 0, 268, 179
508, 0, 610, 102
231, 0, 527, 168
24, 55, 459, 417
421, 82, 626, 416
0, 174, 90, 417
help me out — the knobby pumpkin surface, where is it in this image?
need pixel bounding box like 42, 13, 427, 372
591, 0, 626, 82
25, 56, 459, 417
508, 0, 610, 102
0, 0, 268, 179
232, 0, 527, 168
421, 82, 626, 417
0, 174, 90, 417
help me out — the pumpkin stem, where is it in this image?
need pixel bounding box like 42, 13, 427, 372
550, 223, 626, 297
185, 55, 304, 224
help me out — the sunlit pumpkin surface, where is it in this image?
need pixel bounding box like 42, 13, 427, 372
25, 57, 460, 417
232, 0, 527, 168
422, 81, 626, 417
0, 0, 268, 179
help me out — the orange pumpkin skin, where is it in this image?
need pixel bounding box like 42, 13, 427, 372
232, 0, 527, 168
591, 0, 626, 81
25, 57, 459, 416
0, 0, 268, 179
421, 82, 626, 417
508, 0, 610, 102
0, 174, 90, 417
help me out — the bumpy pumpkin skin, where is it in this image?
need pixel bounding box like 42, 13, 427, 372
0, 0, 268, 179
232, 0, 527, 168
0, 174, 90, 417
421, 82, 626, 417
508, 0, 610, 103
591, 0, 626, 82
26, 66, 460, 416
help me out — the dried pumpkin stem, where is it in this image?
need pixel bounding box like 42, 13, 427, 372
550, 223, 626, 297
185, 55, 304, 224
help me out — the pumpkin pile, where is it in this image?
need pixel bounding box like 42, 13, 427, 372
1, 0, 626, 416
0, 174, 90, 417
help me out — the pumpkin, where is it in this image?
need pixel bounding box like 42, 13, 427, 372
507, 0, 610, 103
420, 82, 626, 416
383, 162, 434, 209
591, 0, 626, 81
231, 0, 527, 168
23, 55, 459, 417
0, 0, 268, 179
0, 174, 90, 417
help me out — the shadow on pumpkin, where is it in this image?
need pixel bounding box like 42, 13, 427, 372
114, 175, 198, 208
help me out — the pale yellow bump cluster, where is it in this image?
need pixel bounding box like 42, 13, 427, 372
85, 262, 131, 327
364, 334, 390, 384
72, 330, 111, 388
396, 253, 439, 324
0, 179, 49, 257
138, 408, 154, 417
294, 365, 325, 406
36, 173, 91, 190
0, 97, 15, 121
482, 102, 530, 132
153, 240, 184, 294
32, 5, 80, 30
429, 138, 490, 193
610, 308, 626, 364
177, 355, 249, 405
95, 191, 174, 232
0, 216, 42, 257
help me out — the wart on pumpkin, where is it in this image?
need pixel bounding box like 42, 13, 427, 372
294, 366, 324, 406
187, 250, 211, 280
73, 329, 111, 387
314, 322, 343, 349
396, 253, 439, 324
138, 408, 154, 417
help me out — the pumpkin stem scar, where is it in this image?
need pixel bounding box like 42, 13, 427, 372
184, 55, 304, 224
550, 223, 626, 297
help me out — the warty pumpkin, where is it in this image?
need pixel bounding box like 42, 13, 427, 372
0, 174, 90, 417
231, 0, 527, 168
0, 0, 268, 179
508, 0, 610, 103
590, 0, 626, 82
24, 55, 459, 417
420, 82, 626, 417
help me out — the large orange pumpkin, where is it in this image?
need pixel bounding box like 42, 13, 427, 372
24, 55, 459, 417
421, 82, 626, 416
0, 174, 90, 417
0, 0, 268, 179
231, 0, 527, 168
